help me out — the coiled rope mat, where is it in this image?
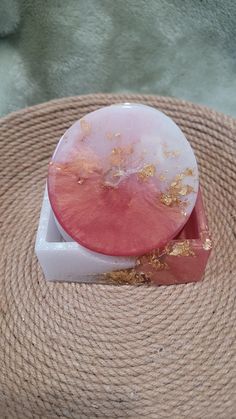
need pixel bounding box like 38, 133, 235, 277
0, 94, 235, 419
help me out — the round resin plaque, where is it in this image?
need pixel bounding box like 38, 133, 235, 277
48, 104, 199, 256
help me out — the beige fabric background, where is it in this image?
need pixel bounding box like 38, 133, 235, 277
0, 1, 236, 118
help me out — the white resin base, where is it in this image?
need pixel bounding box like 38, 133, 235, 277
35, 188, 135, 282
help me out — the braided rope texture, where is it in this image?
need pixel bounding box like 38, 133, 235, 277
0, 94, 235, 418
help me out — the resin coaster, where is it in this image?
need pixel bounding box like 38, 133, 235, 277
37, 103, 211, 285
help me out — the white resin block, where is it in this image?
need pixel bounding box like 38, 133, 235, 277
35, 188, 135, 282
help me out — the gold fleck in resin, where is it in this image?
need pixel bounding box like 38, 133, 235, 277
102, 269, 150, 285
78, 160, 99, 176
110, 148, 124, 166
202, 238, 212, 250
110, 146, 133, 166
160, 169, 194, 208
160, 193, 187, 208
200, 231, 212, 251
80, 119, 91, 136
65, 156, 101, 178
164, 150, 180, 158
178, 185, 194, 196
159, 174, 166, 181
183, 168, 194, 177
162, 144, 181, 158
166, 240, 195, 257
160, 193, 179, 207
138, 164, 156, 181
137, 251, 169, 270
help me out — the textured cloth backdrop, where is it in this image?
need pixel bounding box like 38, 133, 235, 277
0, 0, 236, 117
0, 94, 235, 418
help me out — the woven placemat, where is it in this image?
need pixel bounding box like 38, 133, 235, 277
0, 94, 235, 418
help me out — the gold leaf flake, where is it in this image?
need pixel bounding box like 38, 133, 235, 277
138, 164, 156, 181
160, 193, 179, 207
162, 144, 181, 158
164, 150, 180, 158
110, 146, 133, 166
160, 170, 194, 208
137, 252, 169, 270
80, 119, 91, 136
166, 241, 195, 257
183, 168, 194, 177
178, 185, 194, 196
202, 238, 212, 250
175, 173, 185, 181
161, 194, 172, 206
110, 147, 124, 165
102, 269, 150, 285
200, 231, 212, 251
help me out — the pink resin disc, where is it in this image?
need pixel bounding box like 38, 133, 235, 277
48, 103, 199, 256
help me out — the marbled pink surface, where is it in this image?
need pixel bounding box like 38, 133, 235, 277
48, 103, 199, 256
